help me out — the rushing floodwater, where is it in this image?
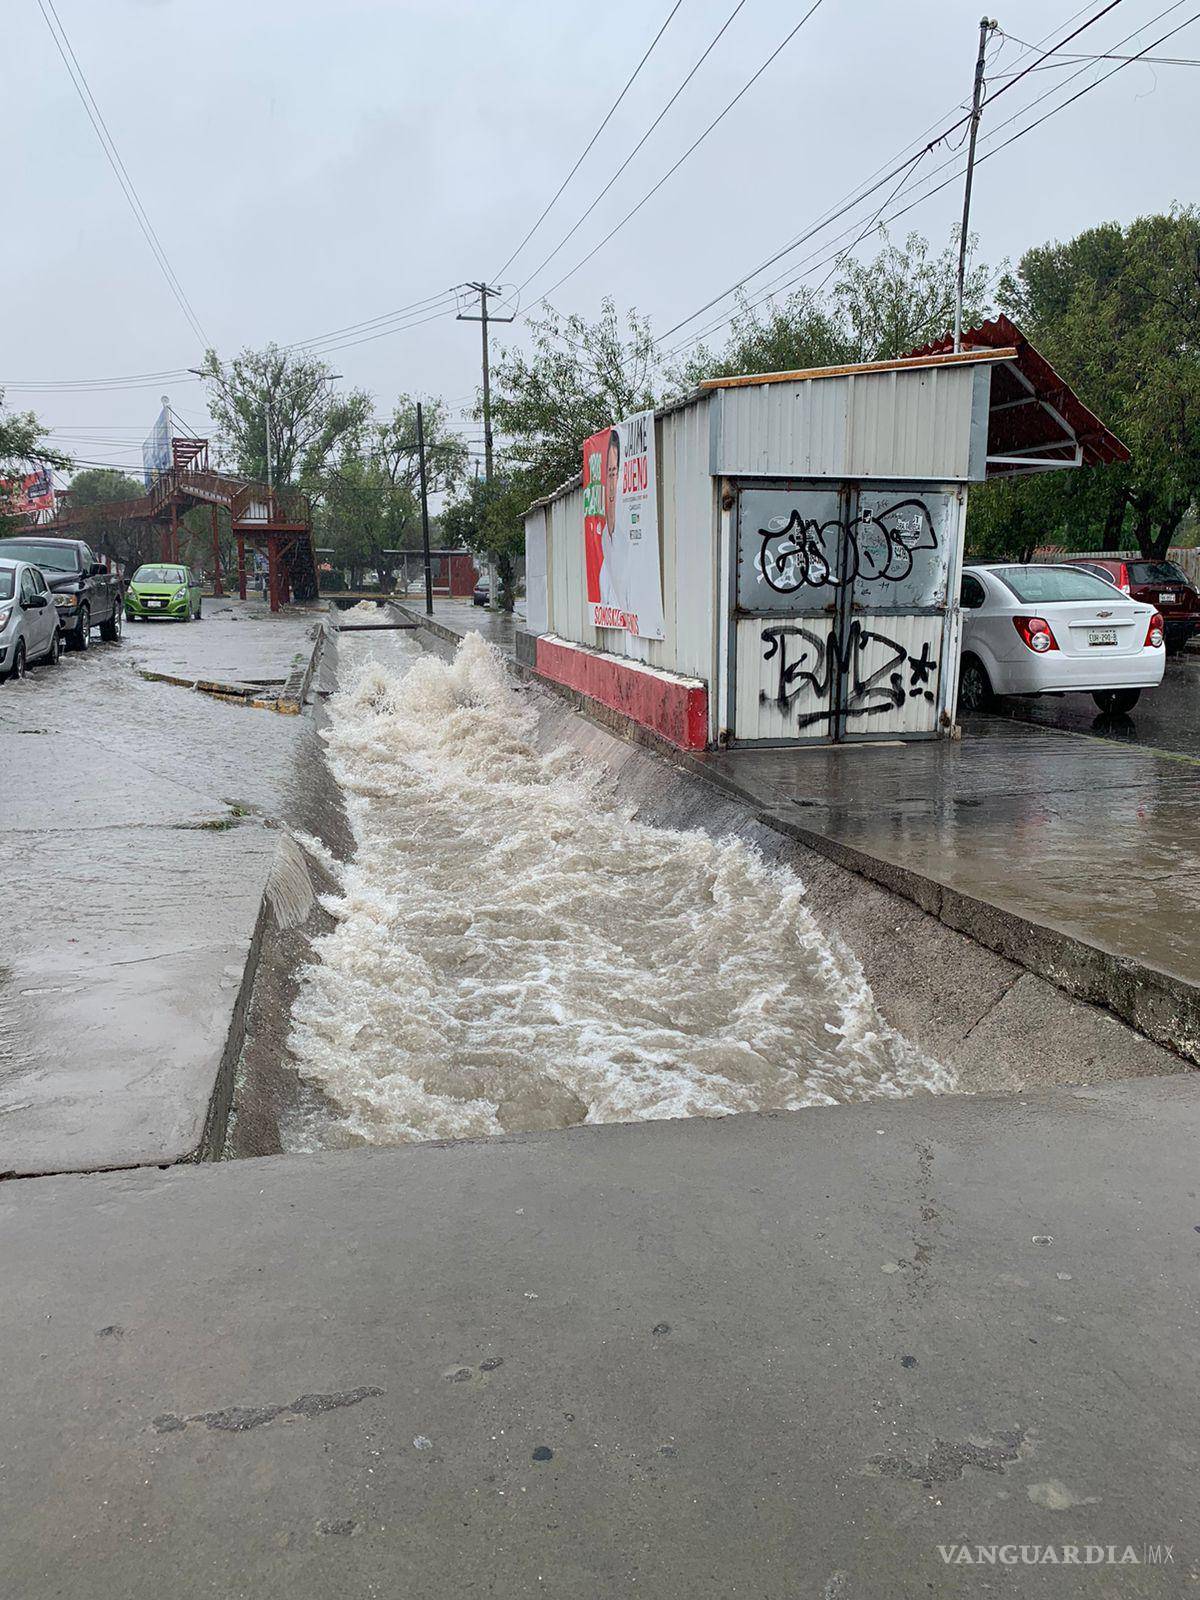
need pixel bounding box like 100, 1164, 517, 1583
285, 624, 953, 1147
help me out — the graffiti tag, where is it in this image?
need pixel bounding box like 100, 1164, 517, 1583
760, 622, 938, 731
755, 498, 937, 594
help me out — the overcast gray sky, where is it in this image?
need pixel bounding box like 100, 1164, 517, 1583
5, 0, 1198, 480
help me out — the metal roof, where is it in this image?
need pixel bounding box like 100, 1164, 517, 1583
697, 346, 1015, 390
907, 314, 1130, 470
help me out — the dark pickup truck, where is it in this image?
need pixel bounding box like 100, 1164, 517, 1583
0, 535, 123, 650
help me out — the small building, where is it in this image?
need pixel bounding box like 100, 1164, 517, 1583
520, 316, 1126, 751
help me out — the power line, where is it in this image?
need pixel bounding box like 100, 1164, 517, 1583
493, 0, 685, 280
666, 2, 1199, 364
660, 0, 1184, 364
284, 288, 462, 353
649, 0, 1126, 355
520, 0, 830, 317
34, 0, 211, 352
507, 0, 752, 303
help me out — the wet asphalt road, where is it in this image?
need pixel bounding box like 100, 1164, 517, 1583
989, 646, 1200, 759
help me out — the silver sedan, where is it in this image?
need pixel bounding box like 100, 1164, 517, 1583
0, 559, 62, 681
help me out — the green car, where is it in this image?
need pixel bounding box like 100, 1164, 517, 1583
125, 564, 203, 623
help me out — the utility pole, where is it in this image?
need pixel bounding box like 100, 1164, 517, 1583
954, 17, 996, 353
456, 282, 514, 484
416, 401, 433, 616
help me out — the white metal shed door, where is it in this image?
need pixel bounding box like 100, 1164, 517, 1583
732, 481, 959, 743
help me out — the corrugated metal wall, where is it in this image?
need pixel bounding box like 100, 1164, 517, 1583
712, 364, 987, 483
539, 396, 719, 684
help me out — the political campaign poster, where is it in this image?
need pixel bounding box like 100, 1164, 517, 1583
581, 408, 664, 640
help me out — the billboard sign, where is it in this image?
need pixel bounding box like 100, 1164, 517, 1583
142, 399, 171, 488
3, 465, 56, 517
582, 408, 664, 639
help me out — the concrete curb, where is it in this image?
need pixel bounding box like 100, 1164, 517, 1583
195, 625, 328, 1161
392, 604, 1200, 1069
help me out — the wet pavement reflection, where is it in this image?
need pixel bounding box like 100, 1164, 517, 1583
0, 597, 321, 1174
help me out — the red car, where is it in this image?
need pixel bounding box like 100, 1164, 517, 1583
1062, 557, 1200, 654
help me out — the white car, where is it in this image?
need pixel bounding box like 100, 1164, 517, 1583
958, 563, 1165, 716
0, 558, 62, 681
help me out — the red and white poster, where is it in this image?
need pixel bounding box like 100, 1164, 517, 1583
3, 466, 56, 517
582, 408, 664, 639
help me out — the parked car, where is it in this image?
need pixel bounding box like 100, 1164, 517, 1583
959, 563, 1164, 716
0, 535, 122, 650
472, 577, 492, 606
125, 563, 203, 623
0, 557, 62, 680
1059, 556, 1200, 653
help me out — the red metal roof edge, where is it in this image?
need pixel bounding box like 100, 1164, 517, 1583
907, 314, 1130, 467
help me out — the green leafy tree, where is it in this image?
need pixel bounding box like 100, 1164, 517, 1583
64, 468, 151, 572
442, 475, 531, 611
488, 298, 660, 504
675, 229, 993, 387
478, 299, 659, 607
0, 390, 72, 535
199, 344, 372, 487
313, 398, 467, 589
975, 209, 1200, 560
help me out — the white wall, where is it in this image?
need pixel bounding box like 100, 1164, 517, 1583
530, 396, 720, 688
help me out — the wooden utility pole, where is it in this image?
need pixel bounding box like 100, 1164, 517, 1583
416, 401, 433, 616
456, 283, 514, 484
954, 17, 996, 353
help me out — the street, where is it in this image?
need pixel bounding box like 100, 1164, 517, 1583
988, 646, 1200, 759
0, 598, 323, 1175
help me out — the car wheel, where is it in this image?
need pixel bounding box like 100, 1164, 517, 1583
100, 605, 122, 642
1092, 688, 1141, 715
958, 654, 994, 713
44, 629, 61, 666
6, 640, 27, 682
69, 604, 91, 651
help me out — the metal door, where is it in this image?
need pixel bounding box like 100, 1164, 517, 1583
731, 480, 961, 744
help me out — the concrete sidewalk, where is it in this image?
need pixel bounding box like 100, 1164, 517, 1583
0, 598, 324, 1177
2, 1078, 1196, 1598
398, 602, 1200, 1064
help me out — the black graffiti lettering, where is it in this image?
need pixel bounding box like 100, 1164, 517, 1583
760, 622, 938, 729
756, 499, 937, 595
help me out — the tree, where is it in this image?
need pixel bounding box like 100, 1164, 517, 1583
64, 468, 151, 572
488, 298, 660, 505
441, 475, 530, 611
670, 286, 852, 390
312, 398, 467, 589
475, 299, 659, 607
199, 344, 371, 487
833, 229, 992, 362
0, 390, 72, 535
977, 209, 1200, 560
674, 228, 993, 387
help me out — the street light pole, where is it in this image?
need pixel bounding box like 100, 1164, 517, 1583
416, 401, 433, 617
954, 16, 996, 353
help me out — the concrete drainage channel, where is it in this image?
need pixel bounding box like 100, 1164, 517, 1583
213, 605, 1193, 1164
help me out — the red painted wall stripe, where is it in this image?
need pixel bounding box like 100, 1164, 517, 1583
535, 636, 708, 751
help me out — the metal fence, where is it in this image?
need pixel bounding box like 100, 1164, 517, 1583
1035, 547, 1200, 583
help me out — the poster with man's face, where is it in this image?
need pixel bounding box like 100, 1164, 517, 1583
581, 408, 665, 640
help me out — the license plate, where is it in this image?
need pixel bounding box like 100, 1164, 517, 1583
148, 598, 165, 607
1159, 591, 1176, 603
1087, 628, 1117, 646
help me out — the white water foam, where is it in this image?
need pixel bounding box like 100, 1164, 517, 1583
287, 631, 954, 1146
